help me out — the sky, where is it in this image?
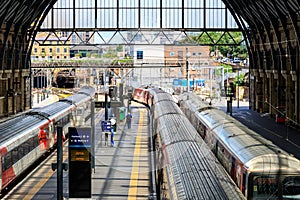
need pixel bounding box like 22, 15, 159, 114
42, 0, 239, 30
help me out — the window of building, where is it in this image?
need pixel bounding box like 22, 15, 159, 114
57, 48, 60, 53
178, 51, 183, 59
170, 52, 175, 56
57, 56, 60, 59
41, 48, 45, 53
49, 48, 52, 53
64, 56, 67, 59
137, 51, 143, 59
64, 48, 67, 53
34, 48, 37, 53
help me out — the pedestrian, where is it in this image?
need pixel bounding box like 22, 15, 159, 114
105, 132, 108, 147
110, 117, 116, 147
126, 112, 132, 129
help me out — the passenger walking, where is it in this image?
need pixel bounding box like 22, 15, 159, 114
110, 117, 116, 147
126, 112, 132, 129
104, 132, 108, 147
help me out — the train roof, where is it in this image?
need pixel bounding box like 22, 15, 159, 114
201, 108, 299, 172
151, 98, 183, 120
178, 92, 211, 112
64, 86, 95, 106
0, 115, 45, 144
178, 92, 300, 172
151, 92, 175, 104
155, 112, 245, 199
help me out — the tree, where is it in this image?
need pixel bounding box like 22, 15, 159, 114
191, 32, 248, 59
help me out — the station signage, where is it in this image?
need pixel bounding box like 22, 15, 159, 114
69, 127, 91, 148
68, 126, 92, 198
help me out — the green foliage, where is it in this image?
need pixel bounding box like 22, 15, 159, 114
111, 58, 133, 65
233, 73, 245, 86
103, 49, 117, 58
220, 63, 233, 72
116, 45, 123, 52
215, 63, 232, 76
191, 32, 248, 59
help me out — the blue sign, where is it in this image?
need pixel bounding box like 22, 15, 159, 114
197, 79, 205, 87
173, 79, 181, 86
101, 120, 111, 132
69, 127, 91, 148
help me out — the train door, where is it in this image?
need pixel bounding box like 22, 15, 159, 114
48, 122, 55, 147
38, 127, 48, 149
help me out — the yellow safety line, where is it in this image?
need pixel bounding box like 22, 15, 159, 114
23, 110, 103, 199
128, 110, 144, 200
23, 168, 55, 200
23, 149, 68, 200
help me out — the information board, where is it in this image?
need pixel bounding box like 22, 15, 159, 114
68, 127, 92, 198
69, 127, 91, 148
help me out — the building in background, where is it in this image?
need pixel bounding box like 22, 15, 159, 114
31, 32, 71, 61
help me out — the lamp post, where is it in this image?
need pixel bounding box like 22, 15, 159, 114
237, 69, 240, 108
186, 48, 190, 92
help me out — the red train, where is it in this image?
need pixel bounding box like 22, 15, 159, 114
0, 86, 95, 192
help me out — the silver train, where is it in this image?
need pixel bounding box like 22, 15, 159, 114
0, 86, 95, 192
134, 88, 245, 200
178, 92, 300, 200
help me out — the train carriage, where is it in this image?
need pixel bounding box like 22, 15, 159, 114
0, 86, 95, 192
178, 92, 300, 199
133, 87, 245, 200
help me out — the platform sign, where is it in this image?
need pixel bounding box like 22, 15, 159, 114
69, 127, 91, 148
68, 127, 92, 198
197, 79, 205, 87
101, 120, 111, 132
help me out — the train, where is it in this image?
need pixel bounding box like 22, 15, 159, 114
0, 86, 95, 192
133, 87, 245, 199
177, 92, 300, 199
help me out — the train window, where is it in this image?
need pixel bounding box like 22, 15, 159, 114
282, 176, 300, 198
12, 148, 19, 164
252, 175, 278, 198
2, 136, 41, 172
3, 152, 12, 170
23, 142, 30, 155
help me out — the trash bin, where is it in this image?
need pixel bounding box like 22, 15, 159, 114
119, 107, 125, 121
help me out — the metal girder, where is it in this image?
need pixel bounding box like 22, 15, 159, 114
30, 59, 183, 69
35, 29, 244, 46
36, 0, 243, 46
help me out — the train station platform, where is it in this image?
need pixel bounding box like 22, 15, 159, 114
213, 98, 300, 160
3, 105, 154, 199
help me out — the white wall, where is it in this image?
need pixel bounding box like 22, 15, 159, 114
132, 45, 165, 87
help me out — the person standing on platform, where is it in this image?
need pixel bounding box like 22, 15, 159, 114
126, 112, 132, 129
110, 117, 116, 147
